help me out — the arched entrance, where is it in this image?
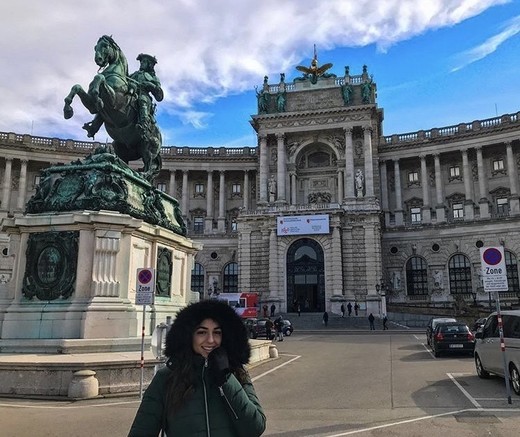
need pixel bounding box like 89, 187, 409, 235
286, 238, 325, 312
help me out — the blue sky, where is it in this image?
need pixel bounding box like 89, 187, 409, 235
1, 1, 519, 148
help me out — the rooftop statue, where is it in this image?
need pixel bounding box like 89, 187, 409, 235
63, 35, 163, 182
295, 45, 335, 85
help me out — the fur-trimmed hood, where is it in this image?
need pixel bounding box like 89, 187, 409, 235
164, 299, 251, 367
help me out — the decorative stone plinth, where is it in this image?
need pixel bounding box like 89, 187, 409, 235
68, 370, 99, 399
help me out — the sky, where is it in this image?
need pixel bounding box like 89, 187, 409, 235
1, 0, 520, 148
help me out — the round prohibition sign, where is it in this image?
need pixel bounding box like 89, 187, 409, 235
483, 248, 502, 266
138, 269, 153, 284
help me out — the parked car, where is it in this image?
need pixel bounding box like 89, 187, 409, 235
431, 322, 475, 357
472, 317, 488, 332
282, 319, 294, 336
245, 318, 275, 340
426, 317, 457, 346
244, 318, 259, 339
474, 310, 520, 395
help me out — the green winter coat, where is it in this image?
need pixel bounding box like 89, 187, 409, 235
128, 359, 266, 437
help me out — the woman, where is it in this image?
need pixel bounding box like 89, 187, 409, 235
128, 300, 266, 436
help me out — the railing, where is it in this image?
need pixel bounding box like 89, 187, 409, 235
382, 112, 520, 146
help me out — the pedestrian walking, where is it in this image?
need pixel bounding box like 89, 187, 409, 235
128, 299, 266, 437
270, 303, 276, 317
368, 313, 375, 330
297, 303, 301, 317
265, 317, 274, 339
383, 315, 388, 330
262, 304, 268, 318
347, 302, 352, 317
274, 315, 284, 341
323, 311, 329, 327
354, 303, 359, 316
340, 304, 345, 318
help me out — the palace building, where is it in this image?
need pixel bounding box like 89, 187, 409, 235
1, 62, 519, 316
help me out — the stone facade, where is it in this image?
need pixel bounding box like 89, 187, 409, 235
0, 65, 520, 316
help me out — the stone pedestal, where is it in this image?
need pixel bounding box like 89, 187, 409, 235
0, 210, 199, 340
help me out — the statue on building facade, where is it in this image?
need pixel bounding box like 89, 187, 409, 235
341, 66, 353, 105
256, 75, 270, 114
361, 73, 374, 104
268, 175, 277, 202
295, 45, 334, 85
355, 169, 365, 197
63, 35, 163, 182
276, 73, 286, 112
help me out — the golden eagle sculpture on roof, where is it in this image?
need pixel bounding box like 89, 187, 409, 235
295, 45, 334, 84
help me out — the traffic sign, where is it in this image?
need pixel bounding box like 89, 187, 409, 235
136, 268, 155, 305
480, 247, 508, 292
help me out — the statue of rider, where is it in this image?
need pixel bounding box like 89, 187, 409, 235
130, 53, 164, 134
82, 53, 163, 139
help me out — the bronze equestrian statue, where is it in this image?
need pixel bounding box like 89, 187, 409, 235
63, 35, 163, 182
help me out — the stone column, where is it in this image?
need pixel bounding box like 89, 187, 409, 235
276, 133, 286, 203
218, 171, 226, 232
363, 126, 374, 197
17, 160, 28, 210
434, 154, 446, 223
168, 170, 176, 198
258, 134, 268, 204
344, 127, 355, 198
420, 155, 431, 223
2, 158, 12, 212
290, 172, 297, 205
476, 147, 490, 218
331, 224, 343, 297
205, 170, 214, 233
506, 142, 520, 214
393, 159, 403, 225
380, 160, 390, 225
268, 228, 279, 299
462, 149, 474, 219
337, 170, 344, 203
181, 170, 189, 219
243, 170, 250, 210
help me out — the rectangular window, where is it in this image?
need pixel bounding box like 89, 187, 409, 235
410, 207, 421, 223
449, 166, 460, 177
34, 175, 41, 187
497, 198, 509, 216
493, 159, 504, 171
193, 217, 204, 234
156, 182, 167, 192
232, 183, 241, 194
408, 171, 419, 183
453, 203, 464, 219
194, 183, 204, 194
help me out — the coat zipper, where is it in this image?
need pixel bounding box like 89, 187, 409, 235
219, 386, 238, 419
203, 358, 211, 437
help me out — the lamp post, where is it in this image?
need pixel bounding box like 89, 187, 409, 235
376, 283, 381, 316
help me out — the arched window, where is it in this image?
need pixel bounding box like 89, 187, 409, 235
191, 263, 205, 295
505, 251, 519, 293
448, 254, 472, 294
406, 257, 428, 296
223, 262, 239, 293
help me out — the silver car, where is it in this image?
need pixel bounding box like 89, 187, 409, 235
474, 310, 520, 395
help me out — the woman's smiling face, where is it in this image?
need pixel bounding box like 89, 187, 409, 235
192, 318, 222, 358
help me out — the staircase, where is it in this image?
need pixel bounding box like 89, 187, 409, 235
279, 312, 388, 331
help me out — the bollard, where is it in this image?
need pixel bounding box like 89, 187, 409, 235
68, 370, 99, 399
269, 344, 279, 359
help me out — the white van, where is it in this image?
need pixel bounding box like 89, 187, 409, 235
474, 310, 520, 395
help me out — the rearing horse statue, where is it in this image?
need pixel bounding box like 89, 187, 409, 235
63, 35, 162, 182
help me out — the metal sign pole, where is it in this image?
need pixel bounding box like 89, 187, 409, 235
494, 290, 512, 404
140, 304, 146, 400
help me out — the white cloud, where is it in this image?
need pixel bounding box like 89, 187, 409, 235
0, 0, 508, 139
451, 14, 520, 72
